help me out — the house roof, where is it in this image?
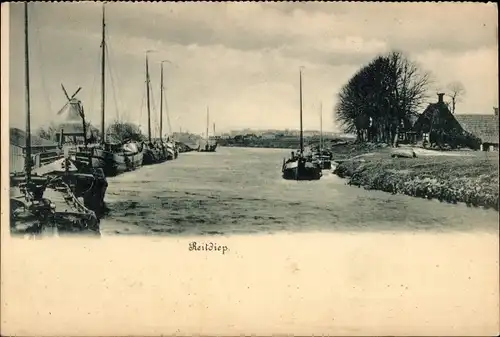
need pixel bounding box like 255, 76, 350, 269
413, 101, 463, 133
454, 114, 499, 144
10, 127, 58, 148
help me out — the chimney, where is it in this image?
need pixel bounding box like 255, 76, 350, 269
494, 107, 499, 116
437, 93, 445, 103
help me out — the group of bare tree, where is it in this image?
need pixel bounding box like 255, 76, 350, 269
335, 51, 431, 146
36, 121, 146, 144
334, 50, 467, 145
444, 81, 466, 114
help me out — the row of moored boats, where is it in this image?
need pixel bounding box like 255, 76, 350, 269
10, 3, 216, 237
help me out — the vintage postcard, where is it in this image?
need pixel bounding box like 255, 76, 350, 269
1, 1, 499, 336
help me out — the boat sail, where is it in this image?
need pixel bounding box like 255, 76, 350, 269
282, 68, 322, 180
10, 3, 104, 235
198, 106, 218, 152
72, 4, 144, 176
159, 60, 178, 160
142, 52, 166, 165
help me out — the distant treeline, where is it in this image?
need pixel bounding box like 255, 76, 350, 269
36, 121, 201, 144
36, 120, 146, 143
218, 134, 353, 149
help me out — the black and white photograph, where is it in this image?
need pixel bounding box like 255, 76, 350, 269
2, 1, 499, 335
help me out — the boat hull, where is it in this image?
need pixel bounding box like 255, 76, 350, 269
10, 166, 107, 234
319, 160, 332, 170
282, 159, 322, 180
143, 147, 165, 165
163, 142, 176, 160
74, 146, 144, 177
198, 143, 218, 152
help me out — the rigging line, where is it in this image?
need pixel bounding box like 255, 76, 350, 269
88, 46, 100, 124
32, 8, 53, 117
105, 43, 121, 122
149, 79, 158, 138
109, 40, 124, 121
138, 80, 146, 129
163, 86, 173, 136
106, 35, 123, 104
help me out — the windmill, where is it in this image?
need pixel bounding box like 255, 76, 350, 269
56, 84, 88, 147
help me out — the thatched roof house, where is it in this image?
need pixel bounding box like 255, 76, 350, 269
413, 93, 464, 134
454, 110, 499, 146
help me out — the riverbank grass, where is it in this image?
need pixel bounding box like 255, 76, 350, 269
334, 150, 499, 211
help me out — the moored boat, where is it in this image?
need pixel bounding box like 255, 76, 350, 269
311, 147, 333, 170
74, 140, 144, 176
142, 141, 164, 165
11, 3, 104, 236
198, 142, 218, 152
198, 107, 218, 152
158, 60, 179, 161
282, 152, 322, 180
142, 51, 167, 166
282, 67, 322, 181
68, 4, 143, 176
163, 139, 177, 160
311, 102, 332, 170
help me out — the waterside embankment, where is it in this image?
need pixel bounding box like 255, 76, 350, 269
332, 142, 499, 211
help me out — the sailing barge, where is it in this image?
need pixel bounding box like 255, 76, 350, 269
282, 68, 322, 181
198, 107, 218, 152
142, 51, 167, 165
10, 3, 106, 236
311, 102, 333, 170
71, 4, 144, 177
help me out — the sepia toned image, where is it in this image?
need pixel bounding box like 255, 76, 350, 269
7, 1, 499, 237
2, 1, 499, 335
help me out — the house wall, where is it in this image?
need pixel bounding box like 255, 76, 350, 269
9, 144, 59, 173
481, 143, 499, 152
10, 144, 24, 173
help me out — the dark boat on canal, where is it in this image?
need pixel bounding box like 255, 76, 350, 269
71, 4, 144, 177
198, 107, 218, 153
142, 51, 167, 165
311, 102, 332, 170
282, 67, 322, 181
158, 59, 179, 161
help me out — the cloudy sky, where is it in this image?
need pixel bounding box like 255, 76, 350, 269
8, 1, 498, 135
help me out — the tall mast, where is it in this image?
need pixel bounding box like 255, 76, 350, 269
24, 3, 32, 182
299, 68, 304, 154
100, 4, 106, 144
146, 53, 151, 142
213, 123, 215, 137
206, 106, 209, 140
320, 102, 323, 153
160, 62, 164, 142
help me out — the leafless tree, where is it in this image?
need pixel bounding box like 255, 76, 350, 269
334, 51, 432, 145
446, 81, 466, 114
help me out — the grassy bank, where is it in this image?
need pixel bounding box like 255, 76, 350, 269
333, 145, 499, 211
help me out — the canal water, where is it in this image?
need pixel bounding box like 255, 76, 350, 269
101, 147, 499, 236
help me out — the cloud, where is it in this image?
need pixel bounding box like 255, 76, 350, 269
21, 2, 497, 57
8, 2, 498, 134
